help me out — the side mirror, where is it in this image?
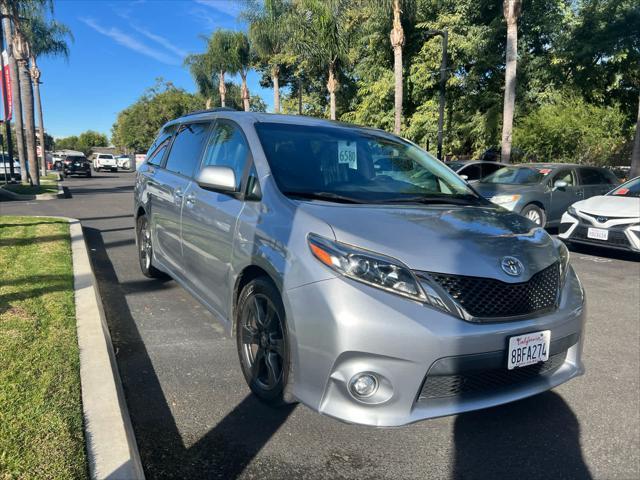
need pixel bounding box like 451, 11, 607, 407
553, 180, 568, 190
196, 165, 237, 193
460, 174, 469, 181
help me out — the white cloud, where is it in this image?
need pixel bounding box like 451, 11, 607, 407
80, 17, 180, 66
130, 25, 188, 58
194, 0, 243, 18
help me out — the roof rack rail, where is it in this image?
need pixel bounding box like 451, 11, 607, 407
183, 107, 237, 117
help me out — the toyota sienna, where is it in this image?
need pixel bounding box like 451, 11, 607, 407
133, 110, 585, 426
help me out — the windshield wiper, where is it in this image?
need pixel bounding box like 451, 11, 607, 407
379, 195, 481, 206
282, 190, 366, 204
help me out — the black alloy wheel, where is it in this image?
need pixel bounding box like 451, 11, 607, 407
236, 277, 290, 405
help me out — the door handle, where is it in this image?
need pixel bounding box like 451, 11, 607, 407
185, 193, 196, 206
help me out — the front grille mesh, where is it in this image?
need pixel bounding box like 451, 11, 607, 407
424, 262, 559, 319
418, 351, 567, 401
572, 225, 630, 247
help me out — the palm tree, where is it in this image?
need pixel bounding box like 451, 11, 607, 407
24, 16, 72, 177
631, 93, 640, 178
246, 0, 291, 113
390, 0, 404, 135
293, 0, 351, 120
1, 4, 27, 184
500, 0, 522, 164
184, 47, 215, 108
232, 31, 252, 112
208, 29, 239, 108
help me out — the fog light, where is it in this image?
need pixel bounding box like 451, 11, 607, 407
349, 373, 378, 398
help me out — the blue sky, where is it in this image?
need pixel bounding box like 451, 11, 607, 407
35, 0, 274, 140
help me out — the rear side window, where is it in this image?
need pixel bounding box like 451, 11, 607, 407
164, 123, 211, 177
579, 168, 616, 185
200, 121, 250, 190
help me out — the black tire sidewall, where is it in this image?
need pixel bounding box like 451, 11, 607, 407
136, 215, 162, 278
522, 204, 546, 227
236, 277, 290, 405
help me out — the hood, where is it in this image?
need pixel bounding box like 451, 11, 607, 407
298, 202, 558, 282
574, 195, 640, 218
474, 182, 539, 199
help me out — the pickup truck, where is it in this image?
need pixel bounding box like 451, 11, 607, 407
93, 153, 118, 172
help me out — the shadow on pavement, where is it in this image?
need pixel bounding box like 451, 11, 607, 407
83, 226, 294, 479
453, 391, 592, 480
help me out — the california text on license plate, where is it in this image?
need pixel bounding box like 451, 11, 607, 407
587, 227, 608, 241
507, 330, 550, 370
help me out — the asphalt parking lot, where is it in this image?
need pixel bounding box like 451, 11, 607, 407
1, 172, 638, 479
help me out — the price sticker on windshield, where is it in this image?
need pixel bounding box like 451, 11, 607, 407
614, 188, 629, 195
338, 141, 357, 169
538, 168, 552, 175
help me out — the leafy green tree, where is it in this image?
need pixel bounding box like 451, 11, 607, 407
513, 93, 628, 165
246, 0, 293, 113
53, 135, 78, 151
111, 80, 204, 153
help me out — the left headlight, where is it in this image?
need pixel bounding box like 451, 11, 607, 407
307, 233, 426, 302
567, 205, 578, 217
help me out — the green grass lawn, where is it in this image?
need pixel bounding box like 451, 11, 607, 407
2, 173, 60, 196
0, 216, 87, 479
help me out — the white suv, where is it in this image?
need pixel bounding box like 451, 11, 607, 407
93, 153, 117, 172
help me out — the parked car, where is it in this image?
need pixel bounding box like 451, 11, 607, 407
92, 153, 117, 172
446, 160, 505, 182
474, 163, 619, 227
63, 155, 92, 177
116, 155, 131, 170
133, 111, 585, 427
559, 176, 640, 252
0, 156, 21, 181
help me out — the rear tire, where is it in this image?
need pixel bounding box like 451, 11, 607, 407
236, 277, 291, 406
136, 214, 165, 278
521, 204, 547, 227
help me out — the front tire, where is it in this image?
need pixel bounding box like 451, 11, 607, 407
521, 204, 547, 227
136, 214, 164, 278
236, 277, 290, 406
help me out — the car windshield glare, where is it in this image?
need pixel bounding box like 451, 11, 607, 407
609, 177, 640, 198
254, 123, 478, 204
482, 166, 546, 185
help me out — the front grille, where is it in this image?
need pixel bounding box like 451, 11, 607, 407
418, 351, 566, 401
572, 225, 630, 247
424, 262, 559, 319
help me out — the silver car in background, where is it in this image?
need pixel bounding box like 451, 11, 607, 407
133, 111, 585, 426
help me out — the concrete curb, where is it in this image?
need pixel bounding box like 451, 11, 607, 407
66, 217, 145, 479
0, 174, 66, 200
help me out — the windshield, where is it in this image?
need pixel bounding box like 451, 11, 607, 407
67, 156, 85, 162
482, 166, 549, 185
254, 123, 480, 204
608, 177, 640, 198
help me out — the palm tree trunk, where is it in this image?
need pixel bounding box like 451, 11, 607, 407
390, 0, 404, 135
500, 0, 521, 164
205, 97, 212, 109
17, 57, 38, 186
272, 66, 280, 113
31, 60, 47, 177
240, 70, 250, 112
631, 93, 640, 179
327, 63, 338, 121
1, 9, 27, 184
218, 70, 226, 107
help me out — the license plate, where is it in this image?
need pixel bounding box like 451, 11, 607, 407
587, 227, 608, 241
507, 330, 550, 370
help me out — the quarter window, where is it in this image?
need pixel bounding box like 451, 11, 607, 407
147, 125, 176, 166
201, 121, 250, 190
578, 168, 615, 185
164, 123, 211, 177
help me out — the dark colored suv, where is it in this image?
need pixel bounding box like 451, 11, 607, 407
63, 155, 92, 177
474, 163, 619, 227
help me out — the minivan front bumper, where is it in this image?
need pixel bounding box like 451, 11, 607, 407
283, 266, 585, 427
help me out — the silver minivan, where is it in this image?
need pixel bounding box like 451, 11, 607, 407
134, 110, 585, 426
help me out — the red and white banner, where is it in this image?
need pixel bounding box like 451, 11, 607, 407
1, 50, 12, 121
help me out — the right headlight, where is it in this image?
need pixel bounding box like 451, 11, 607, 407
555, 239, 571, 287
567, 205, 578, 218
491, 194, 521, 205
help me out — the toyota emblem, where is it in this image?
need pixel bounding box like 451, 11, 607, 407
501, 256, 525, 276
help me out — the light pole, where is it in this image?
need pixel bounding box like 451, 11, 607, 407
425, 29, 448, 161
